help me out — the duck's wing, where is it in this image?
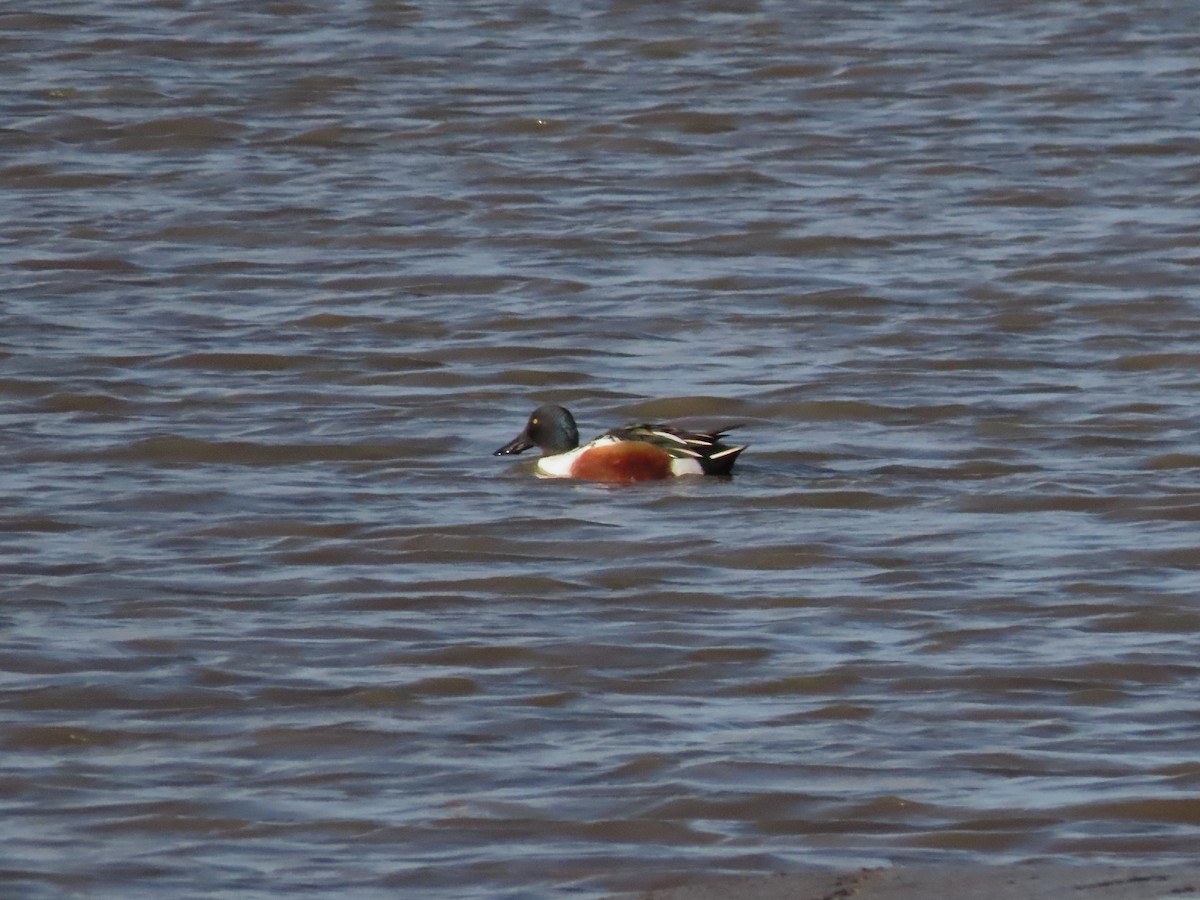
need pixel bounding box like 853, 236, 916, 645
607, 422, 747, 473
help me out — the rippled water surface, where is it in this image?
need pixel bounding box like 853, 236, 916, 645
3, 1, 1200, 897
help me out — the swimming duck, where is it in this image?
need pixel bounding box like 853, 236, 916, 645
494, 404, 747, 484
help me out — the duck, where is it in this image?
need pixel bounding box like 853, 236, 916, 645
494, 404, 747, 484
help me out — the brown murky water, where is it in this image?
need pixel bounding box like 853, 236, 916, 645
3, 2, 1199, 897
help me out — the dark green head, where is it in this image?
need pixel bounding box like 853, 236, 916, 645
494, 404, 580, 456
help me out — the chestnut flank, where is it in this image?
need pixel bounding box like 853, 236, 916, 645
570, 442, 674, 483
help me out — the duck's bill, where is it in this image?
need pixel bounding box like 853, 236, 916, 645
494, 433, 534, 456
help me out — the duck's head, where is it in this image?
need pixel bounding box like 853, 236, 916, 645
494, 404, 580, 456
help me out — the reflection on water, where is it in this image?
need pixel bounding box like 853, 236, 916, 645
3, 0, 1200, 897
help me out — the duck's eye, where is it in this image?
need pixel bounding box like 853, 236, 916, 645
531, 418, 539, 425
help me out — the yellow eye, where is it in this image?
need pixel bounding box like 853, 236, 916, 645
531, 418, 539, 425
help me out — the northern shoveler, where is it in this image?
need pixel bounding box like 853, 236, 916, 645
494, 404, 747, 484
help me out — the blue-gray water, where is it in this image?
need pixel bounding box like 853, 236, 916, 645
3, 2, 1199, 897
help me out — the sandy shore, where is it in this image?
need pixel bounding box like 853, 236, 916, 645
616, 864, 1200, 900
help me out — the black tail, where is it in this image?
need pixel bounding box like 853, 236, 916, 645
699, 443, 747, 476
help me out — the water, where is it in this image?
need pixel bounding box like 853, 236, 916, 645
3, 2, 1199, 897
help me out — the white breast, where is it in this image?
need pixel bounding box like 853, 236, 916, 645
535, 445, 587, 478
